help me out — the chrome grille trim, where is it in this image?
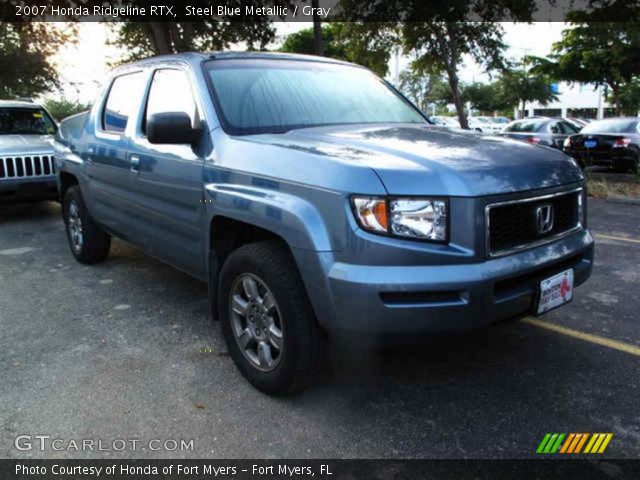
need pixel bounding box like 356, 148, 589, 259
0, 154, 56, 180
485, 187, 584, 258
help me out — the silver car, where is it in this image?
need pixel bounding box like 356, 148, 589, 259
0, 100, 58, 204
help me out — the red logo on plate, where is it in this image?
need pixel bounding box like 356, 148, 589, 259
560, 275, 572, 300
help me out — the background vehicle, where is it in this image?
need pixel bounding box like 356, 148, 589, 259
429, 115, 461, 129
567, 117, 591, 129
54, 52, 592, 395
0, 100, 58, 204
469, 116, 503, 134
489, 116, 511, 126
499, 117, 581, 149
563, 117, 640, 173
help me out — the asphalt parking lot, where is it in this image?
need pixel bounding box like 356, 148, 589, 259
1, 199, 639, 459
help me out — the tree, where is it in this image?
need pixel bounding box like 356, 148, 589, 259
280, 23, 394, 77
0, 22, 76, 98
44, 99, 90, 121
532, 20, 640, 116
461, 82, 511, 114
403, 23, 510, 129
311, 0, 324, 56
613, 79, 640, 115
335, 1, 535, 129
111, 21, 278, 63
397, 69, 450, 112
497, 65, 558, 117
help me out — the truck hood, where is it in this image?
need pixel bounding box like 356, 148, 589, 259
0, 134, 54, 155
251, 124, 584, 196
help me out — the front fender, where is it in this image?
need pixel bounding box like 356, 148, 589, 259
204, 183, 333, 252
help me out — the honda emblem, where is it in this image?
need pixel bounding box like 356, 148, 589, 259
536, 204, 554, 234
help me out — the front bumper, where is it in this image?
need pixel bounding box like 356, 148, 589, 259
296, 228, 593, 334
0, 177, 58, 204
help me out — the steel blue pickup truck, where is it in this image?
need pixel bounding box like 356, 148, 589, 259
54, 52, 593, 394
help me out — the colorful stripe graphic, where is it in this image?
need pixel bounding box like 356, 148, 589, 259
536, 433, 613, 454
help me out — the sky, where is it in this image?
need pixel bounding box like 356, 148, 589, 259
51, 22, 567, 105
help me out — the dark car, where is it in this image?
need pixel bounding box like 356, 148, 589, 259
500, 117, 581, 150
563, 117, 640, 173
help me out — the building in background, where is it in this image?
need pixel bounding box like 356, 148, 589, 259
520, 83, 622, 120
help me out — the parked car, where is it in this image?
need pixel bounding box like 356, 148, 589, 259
563, 117, 640, 173
490, 116, 511, 125
429, 115, 461, 129
54, 52, 593, 394
567, 117, 591, 128
469, 116, 503, 134
500, 117, 581, 149
0, 100, 58, 204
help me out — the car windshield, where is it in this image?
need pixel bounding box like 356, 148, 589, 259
0, 107, 56, 135
581, 119, 639, 134
206, 59, 426, 135
504, 119, 547, 132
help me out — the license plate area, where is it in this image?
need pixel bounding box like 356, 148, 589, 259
584, 139, 598, 148
536, 269, 574, 315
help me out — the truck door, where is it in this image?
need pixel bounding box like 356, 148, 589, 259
88, 70, 148, 243
128, 67, 207, 278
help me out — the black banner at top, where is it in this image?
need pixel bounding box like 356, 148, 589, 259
2, 0, 640, 22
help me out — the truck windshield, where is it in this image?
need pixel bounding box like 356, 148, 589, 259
205, 59, 426, 135
0, 107, 56, 135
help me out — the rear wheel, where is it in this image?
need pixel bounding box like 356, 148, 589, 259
62, 186, 110, 264
217, 241, 323, 395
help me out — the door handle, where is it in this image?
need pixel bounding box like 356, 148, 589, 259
130, 155, 140, 172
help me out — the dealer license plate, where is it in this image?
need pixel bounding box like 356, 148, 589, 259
584, 139, 598, 148
537, 269, 574, 315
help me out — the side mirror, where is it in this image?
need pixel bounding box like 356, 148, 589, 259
147, 112, 197, 144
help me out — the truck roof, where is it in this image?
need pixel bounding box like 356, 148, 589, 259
115, 51, 357, 71
0, 100, 41, 108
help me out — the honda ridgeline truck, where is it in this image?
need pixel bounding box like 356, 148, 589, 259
53, 53, 594, 394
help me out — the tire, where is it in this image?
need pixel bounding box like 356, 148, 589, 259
217, 241, 323, 395
62, 186, 111, 264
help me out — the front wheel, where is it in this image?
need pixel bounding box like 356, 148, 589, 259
217, 241, 323, 395
62, 186, 111, 264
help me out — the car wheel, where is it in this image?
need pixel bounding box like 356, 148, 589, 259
62, 186, 111, 264
217, 241, 323, 395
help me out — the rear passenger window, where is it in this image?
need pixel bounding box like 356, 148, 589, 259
144, 69, 197, 133
103, 72, 146, 133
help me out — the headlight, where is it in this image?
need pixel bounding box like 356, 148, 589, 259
352, 196, 448, 242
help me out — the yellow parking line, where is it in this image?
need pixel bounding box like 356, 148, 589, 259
522, 317, 640, 357
595, 233, 640, 245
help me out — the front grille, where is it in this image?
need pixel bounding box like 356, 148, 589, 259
487, 189, 581, 257
0, 155, 56, 180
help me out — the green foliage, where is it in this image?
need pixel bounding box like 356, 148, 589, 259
397, 69, 450, 111
0, 23, 76, 99
334, 0, 535, 129
280, 23, 394, 77
111, 17, 281, 63
461, 82, 511, 114
497, 64, 558, 114
43, 98, 89, 121
613, 79, 640, 115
